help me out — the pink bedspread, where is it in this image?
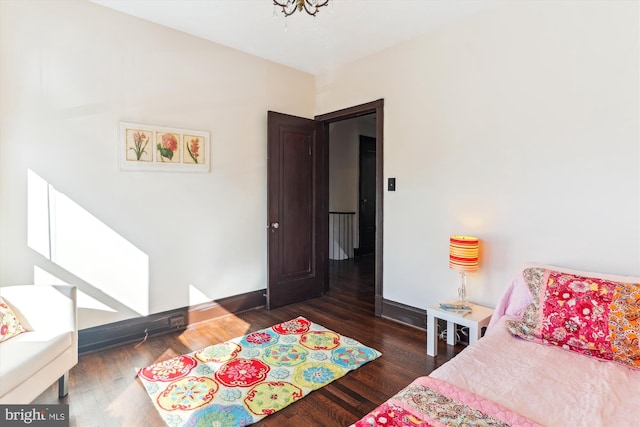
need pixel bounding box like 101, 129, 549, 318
354, 265, 640, 427
430, 316, 640, 426
351, 375, 542, 427
354, 316, 640, 426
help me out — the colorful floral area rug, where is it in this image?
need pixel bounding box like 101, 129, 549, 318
137, 316, 381, 427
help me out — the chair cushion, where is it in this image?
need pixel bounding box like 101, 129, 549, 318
0, 330, 72, 396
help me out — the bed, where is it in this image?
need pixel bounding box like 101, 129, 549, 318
352, 264, 640, 427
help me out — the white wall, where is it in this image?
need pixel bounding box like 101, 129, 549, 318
2, 1, 638, 329
316, 0, 640, 309
0, 0, 314, 328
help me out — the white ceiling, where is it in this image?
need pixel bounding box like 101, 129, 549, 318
90, 0, 505, 75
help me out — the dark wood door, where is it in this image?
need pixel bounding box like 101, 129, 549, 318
267, 111, 328, 309
358, 135, 376, 256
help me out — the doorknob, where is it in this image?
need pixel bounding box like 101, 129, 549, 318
270, 222, 280, 229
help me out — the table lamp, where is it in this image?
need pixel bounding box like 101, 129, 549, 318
449, 235, 479, 302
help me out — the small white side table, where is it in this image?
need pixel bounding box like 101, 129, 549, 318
426, 301, 494, 357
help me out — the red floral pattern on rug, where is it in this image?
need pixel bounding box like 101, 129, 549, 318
245, 331, 275, 345
271, 317, 311, 335
139, 355, 197, 382
215, 358, 270, 387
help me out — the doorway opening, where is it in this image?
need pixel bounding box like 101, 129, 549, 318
316, 99, 383, 316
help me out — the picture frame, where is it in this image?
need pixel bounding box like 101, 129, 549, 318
118, 122, 210, 172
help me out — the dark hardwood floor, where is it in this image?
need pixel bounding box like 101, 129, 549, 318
34, 256, 464, 426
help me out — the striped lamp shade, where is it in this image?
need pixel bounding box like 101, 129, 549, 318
449, 235, 479, 272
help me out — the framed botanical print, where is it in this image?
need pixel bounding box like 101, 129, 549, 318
119, 122, 210, 172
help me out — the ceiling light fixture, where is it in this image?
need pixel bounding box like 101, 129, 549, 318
273, 0, 330, 17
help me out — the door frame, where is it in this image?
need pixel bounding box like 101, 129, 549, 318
315, 99, 384, 316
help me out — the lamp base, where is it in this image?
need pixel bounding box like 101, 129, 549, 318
457, 271, 467, 302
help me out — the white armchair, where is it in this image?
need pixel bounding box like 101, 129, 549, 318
0, 285, 78, 404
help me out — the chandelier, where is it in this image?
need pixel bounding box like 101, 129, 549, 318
273, 0, 330, 17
